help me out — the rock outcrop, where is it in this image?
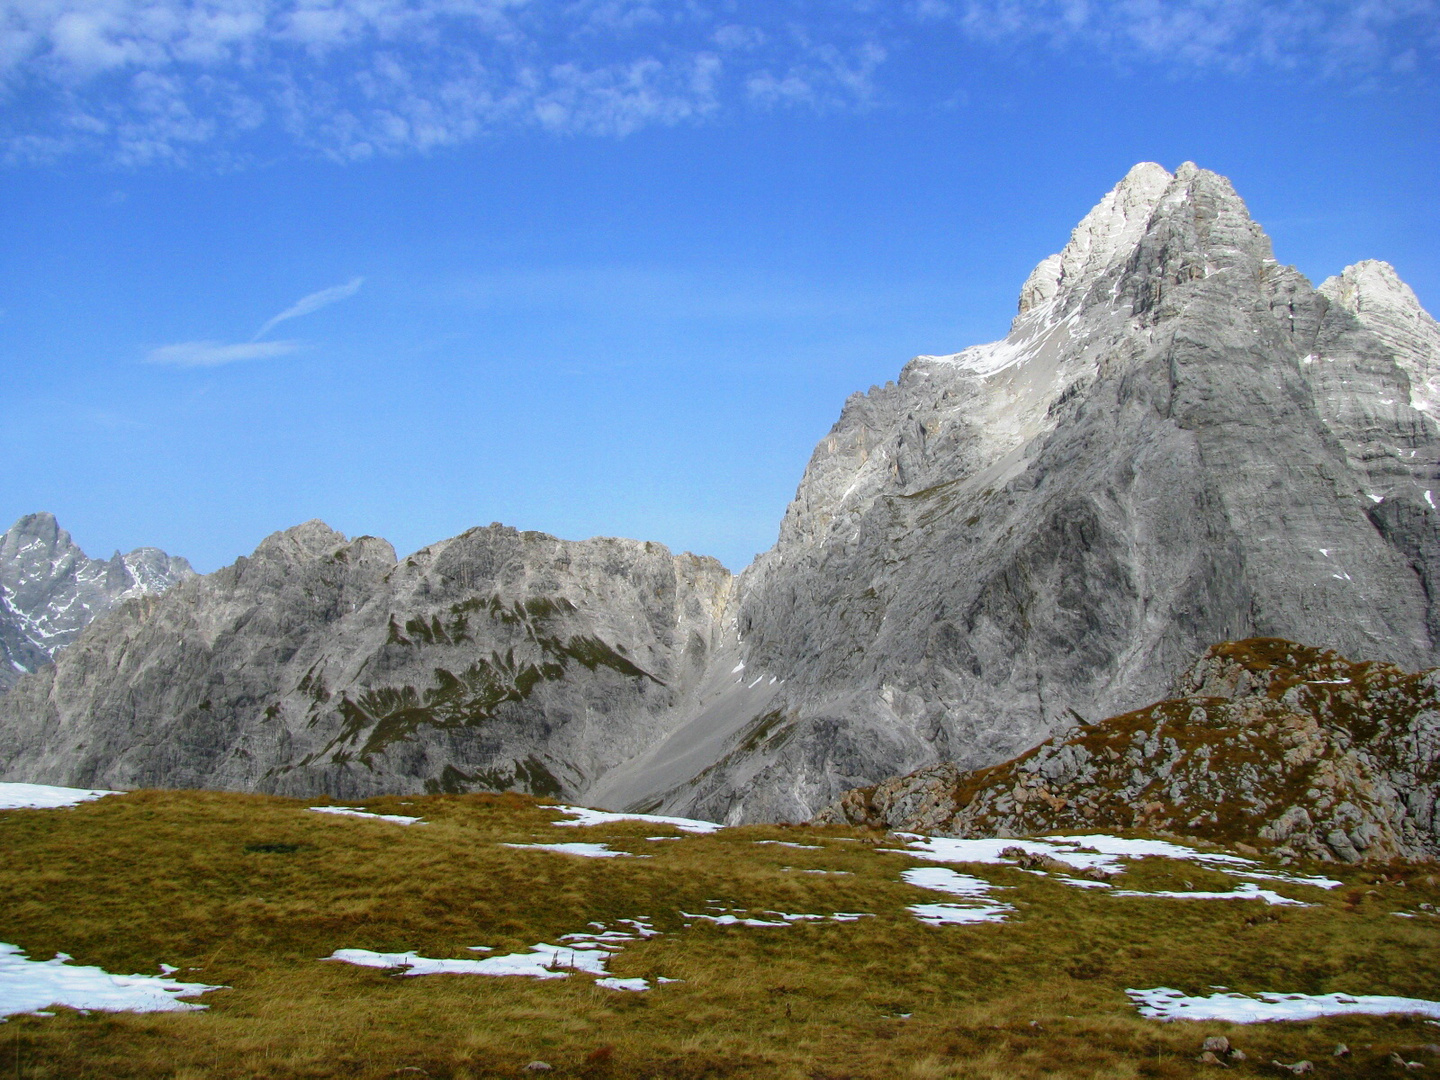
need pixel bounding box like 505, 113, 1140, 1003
2, 163, 1438, 823
814, 639, 1440, 862
0, 513, 192, 693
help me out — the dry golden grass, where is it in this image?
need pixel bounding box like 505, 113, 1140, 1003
1, 789, 1437, 1078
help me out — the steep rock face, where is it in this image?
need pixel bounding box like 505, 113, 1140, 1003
0, 520, 736, 799
814, 639, 1440, 863
0, 513, 192, 693
653, 162, 1440, 823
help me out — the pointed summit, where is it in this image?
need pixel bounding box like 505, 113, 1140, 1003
1321, 260, 1440, 414
1016, 161, 1171, 320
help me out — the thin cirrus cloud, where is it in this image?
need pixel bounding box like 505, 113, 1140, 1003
1, 2, 1435, 165
253, 277, 363, 340
145, 276, 362, 366
144, 339, 300, 368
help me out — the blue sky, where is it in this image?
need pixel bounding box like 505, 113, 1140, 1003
2, 1, 1438, 573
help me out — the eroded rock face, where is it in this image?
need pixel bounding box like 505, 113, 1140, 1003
0, 520, 736, 799
814, 639, 1440, 863
0, 513, 192, 693
658, 162, 1440, 824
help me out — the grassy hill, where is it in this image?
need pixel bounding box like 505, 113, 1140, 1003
1, 789, 1438, 1078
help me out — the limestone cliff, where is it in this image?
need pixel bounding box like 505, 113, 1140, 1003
646, 162, 1440, 822
0, 520, 740, 799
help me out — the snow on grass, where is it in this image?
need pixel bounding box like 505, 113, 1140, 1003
0, 783, 120, 810
682, 908, 873, 928
901, 866, 1017, 927
549, 805, 723, 834
502, 842, 649, 859
753, 840, 821, 849
908, 903, 1014, 927
1110, 883, 1309, 907
307, 807, 425, 825
327, 919, 661, 987
885, 833, 1340, 894
1058, 877, 1112, 889
0, 943, 223, 1019
328, 943, 611, 979
901, 867, 1000, 899
782, 867, 853, 875
595, 977, 650, 992
1129, 987, 1440, 1023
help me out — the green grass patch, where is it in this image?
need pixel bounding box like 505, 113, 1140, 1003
0, 791, 1437, 1078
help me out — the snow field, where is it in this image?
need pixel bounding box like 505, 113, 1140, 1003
0, 782, 120, 810
1129, 987, 1440, 1023
327, 919, 664, 990
900, 866, 1017, 926
0, 944, 223, 1020
549, 805, 723, 834
308, 806, 426, 825
503, 842, 650, 858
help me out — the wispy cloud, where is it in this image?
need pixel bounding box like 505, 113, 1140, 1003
254, 277, 363, 339
144, 339, 300, 367
0, 2, 1434, 164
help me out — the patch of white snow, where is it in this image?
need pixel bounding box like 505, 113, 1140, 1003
0, 783, 120, 810
1110, 883, 1309, 907
0, 944, 223, 1019
503, 842, 648, 859
1129, 987, 1440, 1023
308, 807, 425, 825
595, 977, 649, 992
550, 805, 723, 834
908, 903, 1013, 926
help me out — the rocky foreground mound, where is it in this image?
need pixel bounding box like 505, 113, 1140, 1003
815, 639, 1440, 862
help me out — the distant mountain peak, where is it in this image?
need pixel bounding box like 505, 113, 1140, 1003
0, 515, 192, 690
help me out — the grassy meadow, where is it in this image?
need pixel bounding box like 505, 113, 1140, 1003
0, 789, 1437, 1079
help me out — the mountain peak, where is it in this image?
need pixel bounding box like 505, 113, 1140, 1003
1015, 161, 1171, 319
0, 514, 192, 691
1321, 259, 1440, 414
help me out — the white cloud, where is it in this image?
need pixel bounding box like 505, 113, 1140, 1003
144, 339, 299, 366
254, 276, 362, 339
0, 1, 1433, 164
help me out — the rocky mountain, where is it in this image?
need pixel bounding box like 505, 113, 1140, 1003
2, 163, 1438, 822
814, 638, 1440, 864
0, 513, 192, 693
0, 521, 753, 797
639, 162, 1440, 823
